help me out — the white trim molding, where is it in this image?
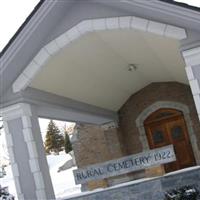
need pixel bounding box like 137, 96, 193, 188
1, 103, 51, 200
182, 46, 200, 121
12, 16, 187, 93
1, 104, 33, 200
2, 120, 25, 200
101, 121, 118, 131
135, 101, 200, 165
1, 1, 57, 74
183, 46, 200, 66
0, 103, 32, 121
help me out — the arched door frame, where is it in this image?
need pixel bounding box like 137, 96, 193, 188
135, 101, 200, 165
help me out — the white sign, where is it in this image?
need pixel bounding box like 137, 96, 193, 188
73, 145, 176, 184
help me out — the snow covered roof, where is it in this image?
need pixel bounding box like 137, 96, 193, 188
160, 0, 200, 12
0, 0, 44, 57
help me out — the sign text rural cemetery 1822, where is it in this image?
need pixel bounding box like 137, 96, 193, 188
73, 145, 176, 184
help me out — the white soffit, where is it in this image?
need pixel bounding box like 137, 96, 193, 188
29, 29, 187, 111
12, 16, 187, 93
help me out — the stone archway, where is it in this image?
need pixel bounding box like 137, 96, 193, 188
135, 101, 200, 164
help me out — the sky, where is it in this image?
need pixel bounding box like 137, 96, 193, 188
38, 118, 75, 141
0, 0, 39, 51
0, 0, 200, 52
0, 0, 199, 142
175, 0, 200, 6
0, 118, 75, 165
0, 0, 199, 130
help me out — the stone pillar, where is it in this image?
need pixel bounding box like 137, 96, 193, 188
71, 123, 110, 191
1, 103, 55, 200
101, 122, 124, 159
71, 122, 129, 190
182, 46, 200, 121
101, 122, 131, 186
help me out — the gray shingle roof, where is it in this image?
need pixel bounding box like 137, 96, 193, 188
159, 0, 200, 12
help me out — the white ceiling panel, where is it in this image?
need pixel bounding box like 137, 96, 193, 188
30, 29, 188, 111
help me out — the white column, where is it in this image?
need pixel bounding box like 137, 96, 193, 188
182, 46, 200, 121
1, 103, 55, 200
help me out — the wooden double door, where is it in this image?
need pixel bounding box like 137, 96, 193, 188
144, 108, 196, 173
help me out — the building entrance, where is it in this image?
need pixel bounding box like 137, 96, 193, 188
144, 108, 196, 173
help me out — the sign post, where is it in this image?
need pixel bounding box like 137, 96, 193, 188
73, 145, 176, 185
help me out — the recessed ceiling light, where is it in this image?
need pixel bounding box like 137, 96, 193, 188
128, 64, 137, 72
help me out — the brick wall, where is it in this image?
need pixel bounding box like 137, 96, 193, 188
71, 123, 124, 190
71, 82, 200, 190
119, 82, 200, 155
72, 124, 110, 167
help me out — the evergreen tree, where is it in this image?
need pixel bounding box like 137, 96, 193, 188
64, 131, 72, 154
44, 120, 64, 154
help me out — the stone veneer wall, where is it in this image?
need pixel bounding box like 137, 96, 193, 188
72, 124, 110, 167
71, 123, 124, 190
119, 82, 200, 155
65, 167, 200, 200
71, 82, 200, 190
72, 124, 123, 167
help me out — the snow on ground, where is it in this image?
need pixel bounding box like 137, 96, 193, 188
47, 152, 81, 199
0, 165, 17, 199
1, 119, 80, 199
1, 152, 81, 200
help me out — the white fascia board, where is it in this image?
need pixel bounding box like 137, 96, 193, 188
0, 103, 32, 121
13, 48, 51, 93
183, 46, 200, 57
36, 190, 46, 200
33, 48, 50, 66
12, 73, 30, 93
106, 17, 119, 30
12, 163, 20, 177
164, 25, 187, 40
7, 147, 15, 164
23, 61, 41, 80
189, 79, 200, 95
185, 66, 195, 81
182, 46, 200, 66
65, 26, 82, 42
92, 18, 107, 31
55, 33, 71, 49
119, 16, 132, 29
193, 94, 200, 114
29, 159, 40, 173
5, 134, 14, 147
27, 141, 38, 159
1, 1, 56, 74
147, 21, 166, 35
12, 16, 187, 93
33, 172, 45, 189
22, 116, 32, 128
131, 16, 148, 31
44, 40, 60, 55
76, 20, 93, 34
23, 128, 34, 142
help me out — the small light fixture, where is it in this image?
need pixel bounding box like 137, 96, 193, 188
128, 64, 137, 72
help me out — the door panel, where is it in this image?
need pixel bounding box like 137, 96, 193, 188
175, 141, 192, 166
146, 122, 169, 148
145, 110, 196, 173
166, 117, 196, 169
